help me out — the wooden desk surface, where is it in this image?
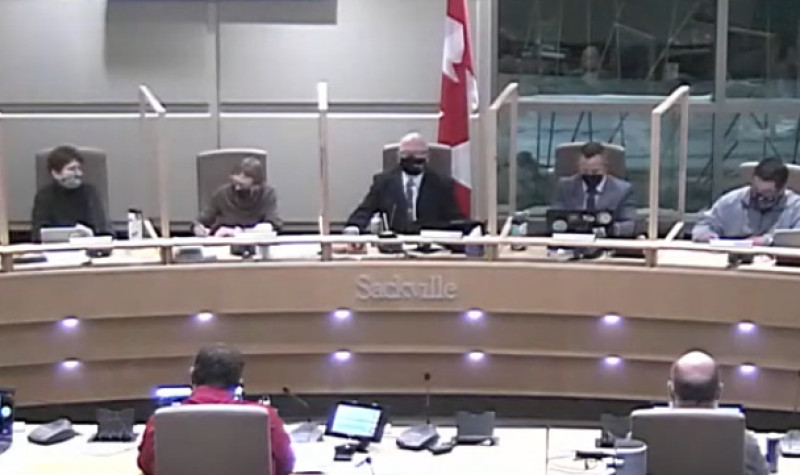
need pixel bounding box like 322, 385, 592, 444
2, 423, 796, 475
1, 242, 800, 408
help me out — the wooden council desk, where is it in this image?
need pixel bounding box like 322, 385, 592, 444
0, 423, 796, 475
0, 238, 799, 411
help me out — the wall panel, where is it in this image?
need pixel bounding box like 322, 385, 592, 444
0, 0, 213, 105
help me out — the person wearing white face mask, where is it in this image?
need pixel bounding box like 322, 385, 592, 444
30, 145, 111, 242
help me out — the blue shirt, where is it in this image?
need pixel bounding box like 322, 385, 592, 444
692, 186, 800, 242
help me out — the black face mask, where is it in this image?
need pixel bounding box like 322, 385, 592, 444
399, 156, 426, 176
582, 174, 603, 190
233, 185, 255, 199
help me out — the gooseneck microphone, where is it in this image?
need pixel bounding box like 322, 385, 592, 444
282, 387, 324, 443
396, 372, 440, 451
282, 387, 311, 415
424, 372, 432, 425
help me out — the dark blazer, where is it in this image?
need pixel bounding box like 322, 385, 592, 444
551, 175, 637, 236
346, 167, 464, 233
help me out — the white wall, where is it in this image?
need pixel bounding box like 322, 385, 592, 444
0, 0, 484, 224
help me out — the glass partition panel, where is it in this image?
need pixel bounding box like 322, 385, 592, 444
658, 106, 681, 212
649, 86, 689, 238
503, 94, 711, 221
503, 101, 655, 214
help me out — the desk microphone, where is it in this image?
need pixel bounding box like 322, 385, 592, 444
396, 372, 440, 451
423, 372, 432, 424
282, 387, 324, 443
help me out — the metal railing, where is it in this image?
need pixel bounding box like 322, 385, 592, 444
1, 235, 798, 272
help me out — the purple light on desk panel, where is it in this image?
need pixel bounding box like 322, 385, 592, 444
603, 355, 622, 366
332, 309, 352, 320
467, 350, 485, 362
194, 312, 214, 323
59, 317, 79, 329
737, 321, 756, 333
464, 309, 484, 321
60, 359, 81, 370
739, 363, 757, 375
601, 314, 622, 325
333, 350, 352, 362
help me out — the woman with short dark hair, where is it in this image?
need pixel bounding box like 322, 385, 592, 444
30, 145, 111, 241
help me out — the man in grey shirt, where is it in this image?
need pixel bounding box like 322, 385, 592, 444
668, 350, 768, 475
693, 157, 800, 244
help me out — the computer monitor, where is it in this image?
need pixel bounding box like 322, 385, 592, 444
0, 389, 14, 450
324, 401, 387, 446
154, 385, 244, 408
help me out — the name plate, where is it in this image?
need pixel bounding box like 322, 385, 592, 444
356, 274, 458, 301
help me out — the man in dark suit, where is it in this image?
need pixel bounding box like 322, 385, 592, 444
550, 141, 637, 236
345, 132, 464, 234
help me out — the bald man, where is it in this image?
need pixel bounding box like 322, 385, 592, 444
346, 132, 463, 234
669, 351, 768, 475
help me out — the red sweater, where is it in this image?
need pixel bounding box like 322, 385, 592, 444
137, 386, 295, 475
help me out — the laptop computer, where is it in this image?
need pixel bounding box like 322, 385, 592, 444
0, 389, 15, 454
770, 230, 800, 267
40, 226, 93, 244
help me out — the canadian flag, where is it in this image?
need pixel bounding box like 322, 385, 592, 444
438, 0, 478, 217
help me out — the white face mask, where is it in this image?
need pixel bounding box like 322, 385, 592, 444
57, 173, 83, 189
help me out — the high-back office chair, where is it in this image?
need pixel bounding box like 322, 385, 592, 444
554, 142, 627, 178
154, 405, 272, 475
739, 161, 800, 193
382, 143, 453, 177
553, 141, 679, 234
631, 408, 745, 475
35, 146, 110, 211
196, 148, 268, 209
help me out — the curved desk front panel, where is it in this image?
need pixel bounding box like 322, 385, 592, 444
1, 262, 797, 408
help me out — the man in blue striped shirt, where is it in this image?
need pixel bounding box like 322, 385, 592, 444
692, 157, 800, 245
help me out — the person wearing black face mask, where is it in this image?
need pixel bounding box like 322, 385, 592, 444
550, 141, 637, 236
693, 157, 800, 244
31, 145, 112, 242
345, 132, 464, 234
194, 156, 282, 237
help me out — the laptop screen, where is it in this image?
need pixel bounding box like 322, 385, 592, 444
154, 385, 244, 407
0, 389, 14, 443
652, 404, 743, 414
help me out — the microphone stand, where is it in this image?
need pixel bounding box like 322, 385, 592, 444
282, 387, 321, 443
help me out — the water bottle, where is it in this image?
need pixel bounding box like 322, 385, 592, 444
127, 209, 143, 240
510, 211, 528, 251
368, 214, 383, 235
